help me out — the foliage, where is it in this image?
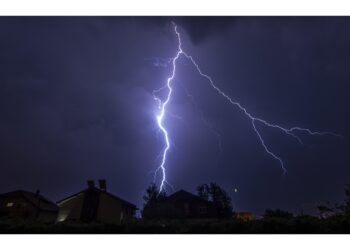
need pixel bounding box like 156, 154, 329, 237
2, 216, 350, 233
264, 209, 294, 219
141, 183, 167, 219
317, 184, 350, 218
196, 182, 233, 218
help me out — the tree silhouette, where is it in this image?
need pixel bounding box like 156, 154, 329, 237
197, 182, 233, 218
141, 183, 167, 219
343, 184, 350, 216
197, 184, 209, 201
142, 183, 158, 204
317, 184, 350, 218
264, 209, 294, 219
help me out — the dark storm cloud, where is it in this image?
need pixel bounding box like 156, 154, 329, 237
0, 17, 348, 214
178, 17, 350, 213
0, 17, 167, 202
141, 16, 236, 44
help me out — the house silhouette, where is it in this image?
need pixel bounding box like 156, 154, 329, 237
57, 180, 137, 224
0, 190, 58, 223
143, 189, 220, 219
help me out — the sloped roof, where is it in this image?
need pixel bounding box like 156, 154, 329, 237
0, 190, 58, 212
167, 189, 208, 203
57, 187, 137, 209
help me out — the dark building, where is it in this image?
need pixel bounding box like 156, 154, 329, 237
57, 180, 137, 224
143, 190, 219, 219
0, 190, 59, 223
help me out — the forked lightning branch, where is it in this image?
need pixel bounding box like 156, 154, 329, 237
152, 23, 340, 193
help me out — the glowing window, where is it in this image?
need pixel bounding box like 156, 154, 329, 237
6, 202, 14, 207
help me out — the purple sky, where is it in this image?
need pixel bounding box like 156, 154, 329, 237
0, 17, 348, 214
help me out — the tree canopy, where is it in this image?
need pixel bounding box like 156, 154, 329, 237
196, 182, 233, 218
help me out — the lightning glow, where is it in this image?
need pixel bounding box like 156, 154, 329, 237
152, 22, 340, 192
181, 83, 223, 156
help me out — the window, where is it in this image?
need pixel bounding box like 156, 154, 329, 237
57, 210, 69, 222
6, 202, 14, 207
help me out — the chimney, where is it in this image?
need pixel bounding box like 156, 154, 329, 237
98, 179, 107, 192
87, 180, 95, 189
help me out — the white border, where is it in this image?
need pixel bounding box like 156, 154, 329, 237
0, 0, 350, 15
1, 1, 350, 249
0, 235, 349, 250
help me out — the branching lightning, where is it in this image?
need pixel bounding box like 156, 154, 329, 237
152, 22, 340, 193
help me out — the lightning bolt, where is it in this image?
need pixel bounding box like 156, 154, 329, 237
152, 22, 340, 193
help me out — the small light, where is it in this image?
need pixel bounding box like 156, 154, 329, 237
6, 202, 13, 207
57, 211, 69, 222
58, 217, 66, 222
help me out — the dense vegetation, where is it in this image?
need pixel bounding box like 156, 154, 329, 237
2, 215, 350, 233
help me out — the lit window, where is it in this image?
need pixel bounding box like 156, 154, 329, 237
6, 202, 13, 207
57, 210, 69, 222
57, 215, 67, 222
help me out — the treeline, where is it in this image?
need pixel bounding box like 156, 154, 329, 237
1, 213, 350, 233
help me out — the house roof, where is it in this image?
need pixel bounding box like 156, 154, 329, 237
0, 190, 58, 212
167, 189, 209, 203
57, 187, 137, 209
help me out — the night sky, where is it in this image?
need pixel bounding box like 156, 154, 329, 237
0, 17, 349, 215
